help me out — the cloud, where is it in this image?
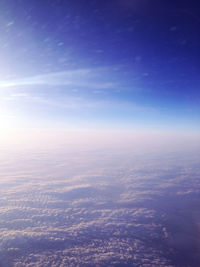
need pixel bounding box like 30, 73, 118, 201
0, 144, 199, 266
0, 68, 116, 90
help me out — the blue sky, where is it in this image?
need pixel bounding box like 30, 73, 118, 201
0, 0, 199, 131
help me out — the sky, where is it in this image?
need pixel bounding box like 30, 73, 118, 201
0, 0, 200, 132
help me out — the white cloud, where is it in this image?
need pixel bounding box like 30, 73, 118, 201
0, 68, 116, 90
0, 142, 199, 266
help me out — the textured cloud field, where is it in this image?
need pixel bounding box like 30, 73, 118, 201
0, 132, 200, 266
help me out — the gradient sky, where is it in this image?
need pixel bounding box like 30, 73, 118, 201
0, 0, 199, 130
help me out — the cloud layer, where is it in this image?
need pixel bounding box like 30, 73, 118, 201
0, 141, 199, 266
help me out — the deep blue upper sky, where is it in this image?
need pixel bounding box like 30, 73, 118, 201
0, 0, 199, 130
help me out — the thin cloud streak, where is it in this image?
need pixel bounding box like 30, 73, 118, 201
2, 92, 155, 113
0, 68, 116, 90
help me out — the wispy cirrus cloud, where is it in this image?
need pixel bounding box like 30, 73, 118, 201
3, 92, 155, 113
0, 67, 159, 129
0, 68, 116, 90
